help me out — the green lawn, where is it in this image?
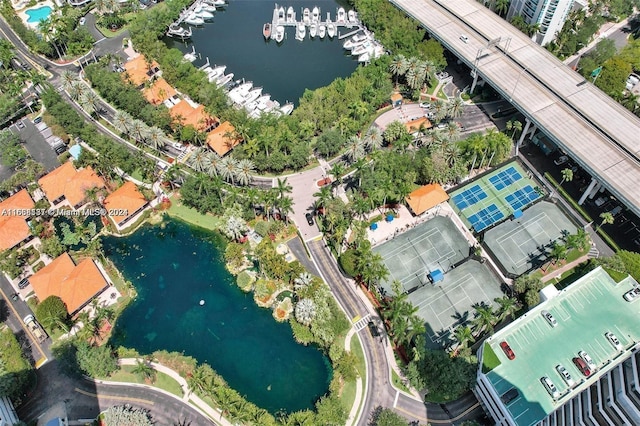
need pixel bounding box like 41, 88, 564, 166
391, 369, 411, 393
340, 336, 367, 418
107, 365, 184, 397
167, 196, 223, 231
481, 343, 501, 373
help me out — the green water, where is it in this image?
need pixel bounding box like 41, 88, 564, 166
104, 218, 331, 413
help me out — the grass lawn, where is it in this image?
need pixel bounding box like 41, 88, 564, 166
129, 168, 147, 183
107, 365, 184, 397
167, 196, 223, 231
481, 342, 501, 373
391, 369, 411, 393
340, 336, 367, 418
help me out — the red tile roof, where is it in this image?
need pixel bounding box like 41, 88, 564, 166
0, 189, 35, 251
405, 184, 449, 215
38, 162, 105, 208
103, 181, 148, 225
206, 121, 241, 156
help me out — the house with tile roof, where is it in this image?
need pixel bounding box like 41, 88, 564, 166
169, 99, 218, 132
405, 184, 449, 216
143, 78, 178, 106
0, 189, 35, 252
38, 162, 106, 210
206, 121, 241, 157
122, 55, 160, 88
29, 252, 110, 315
404, 116, 432, 135
103, 181, 149, 230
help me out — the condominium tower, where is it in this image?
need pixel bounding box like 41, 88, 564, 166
507, 0, 575, 46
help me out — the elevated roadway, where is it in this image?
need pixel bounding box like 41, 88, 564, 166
390, 0, 640, 217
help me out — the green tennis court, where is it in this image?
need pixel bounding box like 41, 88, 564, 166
449, 162, 543, 233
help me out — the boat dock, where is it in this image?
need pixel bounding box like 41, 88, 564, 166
268, 3, 363, 42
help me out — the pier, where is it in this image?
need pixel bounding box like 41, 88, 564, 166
268, 3, 363, 42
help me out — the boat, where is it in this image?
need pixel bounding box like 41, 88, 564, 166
184, 13, 204, 26
216, 73, 234, 88
205, 0, 226, 7
295, 22, 306, 41
286, 6, 294, 22
309, 22, 317, 38
280, 102, 294, 115
347, 10, 356, 24
336, 7, 346, 23
312, 6, 320, 23
302, 8, 310, 25
207, 65, 226, 80
167, 24, 192, 39
228, 81, 253, 104
277, 6, 285, 22
327, 22, 335, 38
352, 41, 373, 56
274, 25, 285, 43
343, 33, 369, 50
358, 52, 371, 63
244, 100, 258, 113
263, 23, 271, 39
201, 3, 216, 13
318, 24, 326, 39
371, 43, 386, 60
183, 46, 197, 62
194, 6, 214, 20
242, 87, 262, 105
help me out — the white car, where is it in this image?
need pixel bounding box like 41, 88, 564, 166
578, 350, 597, 371
556, 364, 575, 387
419, 102, 431, 109
541, 310, 558, 327
79, 17, 86, 25
541, 376, 560, 399
605, 332, 623, 351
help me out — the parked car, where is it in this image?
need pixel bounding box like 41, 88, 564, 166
459, 35, 469, 43
540, 376, 560, 399
16, 120, 25, 129
33, 116, 42, 124
23, 315, 48, 343
578, 350, 596, 371
605, 332, 623, 351
305, 213, 314, 226
541, 310, 558, 327
572, 356, 591, 377
623, 288, 640, 302
18, 277, 30, 289
500, 388, 519, 405
419, 102, 431, 109
500, 341, 515, 360
556, 364, 575, 387
79, 17, 86, 25
367, 321, 380, 337
554, 155, 569, 166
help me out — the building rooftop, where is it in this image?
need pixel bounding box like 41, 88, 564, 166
103, 181, 147, 225
405, 183, 448, 215
122, 55, 160, 87
169, 99, 218, 132
142, 77, 177, 105
206, 121, 241, 157
29, 252, 109, 315
38, 162, 105, 208
404, 116, 432, 133
481, 267, 640, 426
0, 189, 35, 251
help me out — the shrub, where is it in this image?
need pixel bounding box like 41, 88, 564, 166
254, 220, 270, 237
339, 249, 358, 278
35, 295, 69, 333
236, 271, 255, 292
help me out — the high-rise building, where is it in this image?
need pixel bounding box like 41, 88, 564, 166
507, 0, 575, 46
475, 267, 640, 426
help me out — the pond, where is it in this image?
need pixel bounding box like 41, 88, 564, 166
166, 0, 358, 106
104, 218, 331, 413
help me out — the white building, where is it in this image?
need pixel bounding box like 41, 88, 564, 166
507, 0, 575, 46
475, 267, 640, 426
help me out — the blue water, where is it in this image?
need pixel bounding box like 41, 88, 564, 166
104, 218, 331, 413
26, 6, 52, 24
166, 0, 358, 105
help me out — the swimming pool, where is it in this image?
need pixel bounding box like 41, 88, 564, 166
25, 6, 52, 24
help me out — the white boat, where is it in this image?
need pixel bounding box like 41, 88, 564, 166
215, 72, 234, 87
255, 94, 271, 107
347, 10, 356, 24
327, 22, 335, 38
275, 25, 285, 43
201, 3, 216, 13
336, 7, 346, 23
245, 100, 258, 113
310, 22, 317, 38
183, 47, 197, 62
302, 8, 310, 25
280, 102, 294, 115
194, 6, 214, 20
207, 65, 226, 79
343, 33, 369, 50
312, 6, 320, 23
184, 13, 204, 26
295, 22, 306, 41
318, 24, 326, 39
277, 6, 285, 22
371, 44, 386, 59
358, 52, 371, 63
205, 0, 226, 7
352, 41, 373, 56
242, 87, 262, 105
167, 24, 192, 38
286, 6, 294, 22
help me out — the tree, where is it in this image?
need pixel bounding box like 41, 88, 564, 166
223, 216, 248, 241
235, 158, 255, 186
275, 177, 292, 199
132, 359, 156, 383
294, 272, 314, 290
596, 212, 614, 233
370, 407, 410, 426
389, 54, 408, 87
295, 298, 316, 326
103, 405, 152, 426
505, 119, 522, 139
471, 305, 496, 337
35, 295, 69, 333
145, 126, 166, 150
363, 127, 383, 152
551, 167, 573, 197
549, 242, 568, 264
494, 296, 519, 321
452, 326, 475, 351
495, 0, 510, 16
75, 341, 118, 377
344, 135, 365, 163
447, 97, 465, 119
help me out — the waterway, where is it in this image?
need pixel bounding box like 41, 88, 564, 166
104, 218, 331, 413
166, 0, 358, 106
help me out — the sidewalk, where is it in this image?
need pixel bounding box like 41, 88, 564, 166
540, 254, 590, 283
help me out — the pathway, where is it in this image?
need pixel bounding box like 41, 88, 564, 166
540, 254, 590, 283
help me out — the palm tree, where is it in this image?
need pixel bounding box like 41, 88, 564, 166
235, 159, 255, 186
38, 18, 63, 59
363, 127, 383, 152
447, 97, 465, 119
295, 298, 316, 326
79, 90, 101, 116
595, 212, 614, 233
187, 365, 214, 395
67, 81, 87, 101
145, 127, 166, 150
276, 195, 294, 223
112, 111, 133, 136
313, 185, 333, 211
294, 272, 313, 290
204, 151, 221, 177
472, 305, 496, 337
506, 119, 523, 139
329, 162, 346, 186
389, 54, 408, 87
550, 168, 573, 197
188, 148, 208, 173
433, 99, 448, 121
345, 135, 365, 163
129, 119, 149, 144
348, 100, 370, 121
495, 0, 510, 16
444, 121, 460, 141
275, 177, 292, 199
132, 359, 155, 383
549, 242, 568, 264
61, 70, 77, 90
219, 156, 239, 184
452, 326, 475, 351
494, 296, 519, 321
224, 216, 247, 241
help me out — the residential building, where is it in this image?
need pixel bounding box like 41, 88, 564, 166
507, 0, 574, 46
0, 189, 35, 251
0, 396, 19, 426
404, 116, 432, 135
405, 184, 449, 216
122, 55, 160, 89
103, 181, 149, 229
475, 267, 640, 426
38, 162, 105, 210
206, 121, 241, 157
143, 77, 178, 106
169, 99, 218, 133
29, 252, 110, 316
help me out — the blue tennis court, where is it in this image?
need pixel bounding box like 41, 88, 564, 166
505, 185, 540, 211
451, 184, 488, 210
488, 166, 523, 191
468, 204, 505, 232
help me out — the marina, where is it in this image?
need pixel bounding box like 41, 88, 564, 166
266, 4, 360, 43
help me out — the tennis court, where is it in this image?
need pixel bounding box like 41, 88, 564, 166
449, 163, 542, 233
407, 260, 503, 347
484, 201, 578, 276
373, 216, 469, 295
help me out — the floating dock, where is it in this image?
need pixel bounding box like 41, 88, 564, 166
268, 3, 363, 42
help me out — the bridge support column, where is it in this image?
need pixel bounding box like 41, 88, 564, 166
470, 72, 482, 94
515, 118, 532, 156
578, 178, 598, 205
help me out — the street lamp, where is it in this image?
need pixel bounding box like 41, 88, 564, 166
509, 67, 528, 103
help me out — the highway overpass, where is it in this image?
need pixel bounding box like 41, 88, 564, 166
390, 0, 640, 218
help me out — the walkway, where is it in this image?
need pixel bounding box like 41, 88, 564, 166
540, 254, 590, 283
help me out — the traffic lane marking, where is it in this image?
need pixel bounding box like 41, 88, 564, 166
74, 387, 155, 405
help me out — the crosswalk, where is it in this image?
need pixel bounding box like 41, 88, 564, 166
353, 314, 371, 332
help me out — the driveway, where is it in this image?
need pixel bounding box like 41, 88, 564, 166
285, 167, 325, 241
10, 119, 60, 173
83, 12, 105, 43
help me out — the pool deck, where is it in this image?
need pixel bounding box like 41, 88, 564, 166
15, 0, 55, 29
481, 267, 640, 426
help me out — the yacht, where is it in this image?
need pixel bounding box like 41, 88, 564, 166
274, 25, 285, 43
336, 7, 346, 23
167, 24, 192, 39
183, 46, 197, 62
263, 23, 271, 39
242, 87, 263, 105
277, 6, 285, 22
295, 22, 306, 41
244, 100, 258, 113
302, 8, 310, 25
311, 6, 320, 23
352, 41, 373, 56
194, 6, 214, 20
200, 3, 216, 13
280, 102, 294, 115
309, 22, 317, 38
327, 21, 335, 38
228, 82, 253, 104
184, 13, 204, 26
286, 6, 294, 23
205, 0, 226, 7
215, 73, 234, 88
358, 51, 371, 63
347, 10, 356, 24
343, 33, 369, 50
318, 24, 326, 39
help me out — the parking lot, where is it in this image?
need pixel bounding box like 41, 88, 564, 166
9, 118, 61, 173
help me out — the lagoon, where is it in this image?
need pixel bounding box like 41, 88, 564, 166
104, 218, 331, 413
166, 0, 358, 106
